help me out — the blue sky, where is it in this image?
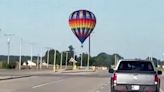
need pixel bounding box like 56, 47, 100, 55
0, 0, 164, 60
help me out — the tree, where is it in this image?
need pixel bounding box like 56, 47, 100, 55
90, 53, 123, 67
68, 45, 74, 57
92, 52, 113, 67
44, 48, 124, 67
44, 49, 61, 65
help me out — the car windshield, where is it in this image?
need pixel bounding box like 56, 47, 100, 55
118, 61, 154, 72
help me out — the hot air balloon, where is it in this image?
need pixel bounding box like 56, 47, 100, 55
69, 10, 96, 47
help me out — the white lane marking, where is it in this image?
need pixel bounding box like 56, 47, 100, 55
160, 88, 164, 92
32, 78, 64, 89
100, 86, 104, 89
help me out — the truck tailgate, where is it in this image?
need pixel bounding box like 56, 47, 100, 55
116, 73, 155, 85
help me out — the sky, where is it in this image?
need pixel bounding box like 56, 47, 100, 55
0, 0, 164, 60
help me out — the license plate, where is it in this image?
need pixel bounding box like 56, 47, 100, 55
131, 85, 140, 90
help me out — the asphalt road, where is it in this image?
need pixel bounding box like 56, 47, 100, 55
0, 70, 110, 92
0, 70, 164, 92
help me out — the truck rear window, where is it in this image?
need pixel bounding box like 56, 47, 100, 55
117, 61, 154, 72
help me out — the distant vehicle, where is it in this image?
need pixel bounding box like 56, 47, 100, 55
109, 59, 162, 92
27, 60, 36, 66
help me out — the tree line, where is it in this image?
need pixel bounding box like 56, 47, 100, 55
0, 45, 161, 68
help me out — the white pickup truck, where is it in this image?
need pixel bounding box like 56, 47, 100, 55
109, 59, 162, 92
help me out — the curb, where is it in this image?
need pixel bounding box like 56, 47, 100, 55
0, 75, 31, 81
62, 70, 96, 73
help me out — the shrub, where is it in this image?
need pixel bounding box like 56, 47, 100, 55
2, 62, 17, 69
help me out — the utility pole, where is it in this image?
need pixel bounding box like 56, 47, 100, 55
4, 34, 14, 64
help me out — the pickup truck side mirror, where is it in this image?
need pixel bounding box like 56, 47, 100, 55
109, 69, 114, 73
157, 70, 162, 75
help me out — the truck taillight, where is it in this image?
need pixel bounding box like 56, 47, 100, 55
112, 73, 117, 84
154, 75, 159, 84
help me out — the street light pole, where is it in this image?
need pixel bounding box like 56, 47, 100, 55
4, 34, 14, 64
29, 43, 34, 69
65, 52, 68, 69
39, 48, 43, 69
19, 38, 22, 70
115, 54, 117, 66
30, 43, 34, 63
36, 54, 39, 69
87, 35, 91, 69
53, 50, 57, 72
47, 49, 50, 68
60, 52, 63, 69
80, 53, 83, 68
45, 47, 51, 68
7, 38, 10, 64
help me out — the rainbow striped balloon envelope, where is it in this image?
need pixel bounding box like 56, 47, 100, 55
69, 10, 96, 46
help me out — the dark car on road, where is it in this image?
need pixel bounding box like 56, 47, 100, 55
109, 59, 162, 92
